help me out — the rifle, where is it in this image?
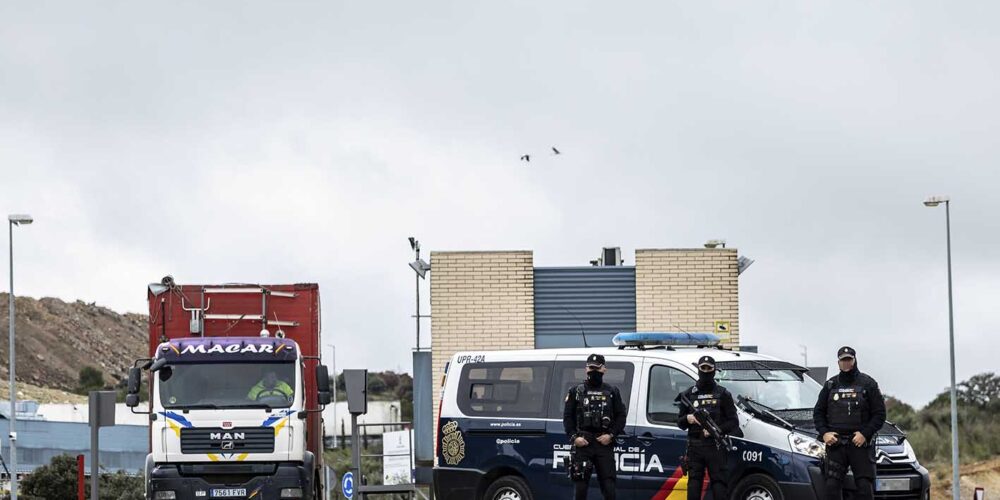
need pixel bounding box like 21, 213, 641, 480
678, 391, 736, 451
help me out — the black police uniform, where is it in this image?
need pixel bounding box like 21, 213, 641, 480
812, 347, 886, 500
676, 356, 739, 500
563, 354, 627, 500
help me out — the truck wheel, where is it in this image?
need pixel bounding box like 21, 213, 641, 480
482, 476, 533, 500
730, 473, 783, 500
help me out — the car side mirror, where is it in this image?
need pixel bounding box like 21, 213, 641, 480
316, 365, 331, 406
127, 367, 141, 395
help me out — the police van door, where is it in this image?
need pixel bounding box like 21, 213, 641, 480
547, 355, 638, 500
631, 359, 696, 499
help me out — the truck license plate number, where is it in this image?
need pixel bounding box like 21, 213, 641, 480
211, 489, 247, 497
876, 478, 910, 491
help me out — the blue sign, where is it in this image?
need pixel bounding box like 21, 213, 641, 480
342, 471, 354, 499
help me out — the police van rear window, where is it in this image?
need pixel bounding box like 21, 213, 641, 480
457, 362, 552, 417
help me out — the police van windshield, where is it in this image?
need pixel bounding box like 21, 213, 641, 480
158, 362, 296, 409
716, 367, 821, 410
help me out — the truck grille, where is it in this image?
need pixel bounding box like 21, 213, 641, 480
180, 427, 275, 454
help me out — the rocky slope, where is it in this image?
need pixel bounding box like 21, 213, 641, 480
0, 293, 147, 393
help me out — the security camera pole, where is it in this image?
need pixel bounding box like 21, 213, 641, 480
7, 213, 33, 500
923, 195, 959, 500
408, 237, 431, 351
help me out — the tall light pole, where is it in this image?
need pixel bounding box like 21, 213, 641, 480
408, 237, 430, 351
7, 214, 32, 500
327, 343, 337, 448
924, 195, 959, 499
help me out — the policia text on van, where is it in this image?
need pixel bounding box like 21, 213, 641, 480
433, 332, 930, 500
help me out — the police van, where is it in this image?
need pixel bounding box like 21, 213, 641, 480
434, 333, 930, 500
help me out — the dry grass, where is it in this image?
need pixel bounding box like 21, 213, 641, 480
929, 457, 1000, 499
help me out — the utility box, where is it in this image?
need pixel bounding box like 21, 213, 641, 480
344, 369, 368, 415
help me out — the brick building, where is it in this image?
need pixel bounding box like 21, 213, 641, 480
429, 247, 746, 413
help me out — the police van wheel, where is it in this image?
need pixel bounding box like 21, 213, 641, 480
730, 473, 783, 500
482, 475, 533, 500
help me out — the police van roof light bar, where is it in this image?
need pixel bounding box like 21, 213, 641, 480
612, 332, 722, 350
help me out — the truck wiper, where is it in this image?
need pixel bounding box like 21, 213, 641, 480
178, 404, 220, 410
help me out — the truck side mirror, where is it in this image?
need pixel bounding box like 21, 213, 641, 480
127, 367, 141, 395
125, 393, 139, 408
316, 365, 332, 406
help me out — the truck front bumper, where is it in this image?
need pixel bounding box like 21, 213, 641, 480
149, 462, 312, 500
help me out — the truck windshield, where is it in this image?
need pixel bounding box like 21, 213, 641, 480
716, 368, 821, 410
158, 362, 296, 409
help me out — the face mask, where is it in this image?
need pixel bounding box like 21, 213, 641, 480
698, 369, 716, 386
586, 370, 604, 386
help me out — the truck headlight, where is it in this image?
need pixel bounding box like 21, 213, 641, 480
789, 433, 825, 459
153, 492, 177, 500
280, 488, 304, 498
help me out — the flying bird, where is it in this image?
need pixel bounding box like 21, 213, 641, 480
520, 155, 530, 162
552, 147, 561, 155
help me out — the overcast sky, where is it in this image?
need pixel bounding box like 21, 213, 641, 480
2, 1, 997, 408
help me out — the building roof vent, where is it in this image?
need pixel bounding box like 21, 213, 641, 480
590, 247, 623, 266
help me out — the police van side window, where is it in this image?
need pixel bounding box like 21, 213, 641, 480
457, 362, 552, 417
547, 362, 634, 419
647, 365, 694, 425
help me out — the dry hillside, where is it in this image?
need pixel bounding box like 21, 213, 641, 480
0, 293, 147, 393
931, 458, 1000, 499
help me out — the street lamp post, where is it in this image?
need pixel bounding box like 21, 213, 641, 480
924, 196, 959, 500
7, 214, 32, 500
327, 343, 337, 448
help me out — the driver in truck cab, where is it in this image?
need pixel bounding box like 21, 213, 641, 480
248, 370, 293, 401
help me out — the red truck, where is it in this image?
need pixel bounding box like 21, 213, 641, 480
125, 280, 331, 500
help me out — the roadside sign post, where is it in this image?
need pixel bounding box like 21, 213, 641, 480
88, 391, 116, 500
344, 370, 368, 500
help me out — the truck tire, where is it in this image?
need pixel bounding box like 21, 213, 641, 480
482, 475, 533, 500
730, 473, 784, 500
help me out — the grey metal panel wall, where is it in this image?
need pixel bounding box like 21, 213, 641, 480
0, 420, 148, 473
534, 267, 636, 348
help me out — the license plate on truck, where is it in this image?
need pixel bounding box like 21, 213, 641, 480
876, 478, 910, 491
211, 489, 247, 497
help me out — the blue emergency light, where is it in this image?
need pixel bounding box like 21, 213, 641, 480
611, 332, 721, 347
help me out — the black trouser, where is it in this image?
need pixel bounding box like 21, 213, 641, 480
573, 441, 616, 500
824, 440, 876, 500
687, 440, 729, 500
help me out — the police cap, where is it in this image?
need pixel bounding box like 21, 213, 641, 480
696, 355, 716, 369
586, 354, 606, 367
837, 346, 856, 360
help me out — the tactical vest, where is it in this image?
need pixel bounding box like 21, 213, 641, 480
688, 385, 725, 424
826, 379, 869, 430
574, 384, 614, 432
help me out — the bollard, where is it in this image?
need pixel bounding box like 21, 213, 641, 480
77, 455, 85, 500
974, 486, 984, 500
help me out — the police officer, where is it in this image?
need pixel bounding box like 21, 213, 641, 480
563, 354, 627, 500
676, 355, 739, 500
813, 346, 886, 500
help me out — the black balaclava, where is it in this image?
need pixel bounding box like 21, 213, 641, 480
696, 368, 717, 390
586, 369, 604, 387
838, 357, 859, 384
